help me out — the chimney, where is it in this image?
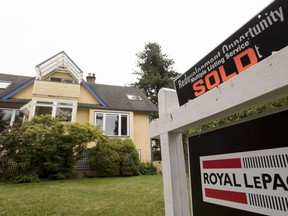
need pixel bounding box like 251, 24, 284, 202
86, 73, 96, 84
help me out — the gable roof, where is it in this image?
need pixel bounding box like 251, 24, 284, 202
0, 73, 157, 113
0, 73, 35, 100
87, 83, 157, 112
81, 80, 108, 108
36, 51, 83, 84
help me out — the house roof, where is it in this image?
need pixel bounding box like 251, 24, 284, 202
0, 73, 35, 100
87, 83, 157, 112
36, 51, 83, 84
0, 73, 157, 113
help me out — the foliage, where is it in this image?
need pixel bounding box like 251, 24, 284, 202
12, 173, 40, 184
189, 96, 288, 135
48, 173, 67, 181
151, 139, 161, 161
118, 139, 140, 176
0, 110, 7, 132
90, 138, 140, 177
132, 42, 179, 160
90, 139, 120, 177
132, 42, 180, 106
0, 115, 106, 181
138, 162, 157, 175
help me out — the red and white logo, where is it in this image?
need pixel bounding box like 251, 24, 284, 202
200, 147, 288, 216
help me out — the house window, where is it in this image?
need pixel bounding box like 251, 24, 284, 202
136, 149, 141, 161
0, 81, 11, 89
34, 101, 74, 122
0, 109, 23, 132
50, 77, 74, 83
127, 94, 142, 101
94, 112, 129, 136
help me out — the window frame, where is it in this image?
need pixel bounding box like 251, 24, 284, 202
0, 81, 11, 89
94, 111, 130, 137
0, 108, 24, 130
32, 100, 76, 122
136, 149, 141, 161
127, 94, 143, 101
50, 76, 74, 84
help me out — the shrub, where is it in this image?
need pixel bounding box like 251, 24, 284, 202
0, 115, 106, 181
138, 162, 157, 175
90, 142, 120, 177
90, 138, 140, 177
48, 173, 67, 180
12, 173, 40, 184
118, 139, 140, 176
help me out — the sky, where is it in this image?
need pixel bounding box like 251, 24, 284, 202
0, 0, 273, 86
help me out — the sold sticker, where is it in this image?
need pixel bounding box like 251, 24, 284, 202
175, 0, 288, 106
200, 147, 288, 216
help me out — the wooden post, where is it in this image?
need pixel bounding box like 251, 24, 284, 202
158, 88, 190, 216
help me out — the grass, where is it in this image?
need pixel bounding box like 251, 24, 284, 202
0, 175, 164, 216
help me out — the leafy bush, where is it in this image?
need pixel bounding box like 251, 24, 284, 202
118, 139, 140, 176
138, 162, 157, 175
90, 138, 140, 177
48, 173, 67, 180
90, 141, 120, 177
12, 173, 40, 184
0, 115, 106, 181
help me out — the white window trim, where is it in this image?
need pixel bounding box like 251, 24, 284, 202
94, 112, 130, 137
136, 149, 141, 161
127, 94, 143, 101
32, 99, 77, 122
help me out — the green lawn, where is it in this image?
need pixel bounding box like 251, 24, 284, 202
0, 175, 164, 216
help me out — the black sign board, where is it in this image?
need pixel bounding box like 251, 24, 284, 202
175, 0, 288, 106
188, 110, 288, 216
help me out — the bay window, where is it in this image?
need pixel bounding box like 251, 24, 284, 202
33, 101, 75, 122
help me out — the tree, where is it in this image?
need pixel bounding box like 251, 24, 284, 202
132, 42, 180, 161
132, 42, 180, 106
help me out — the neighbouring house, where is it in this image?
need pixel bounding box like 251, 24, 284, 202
0, 51, 157, 163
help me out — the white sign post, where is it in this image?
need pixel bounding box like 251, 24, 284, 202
150, 46, 288, 215
157, 88, 190, 216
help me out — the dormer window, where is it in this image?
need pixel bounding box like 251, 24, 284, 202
0, 81, 11, 89
127, 94, 143, 101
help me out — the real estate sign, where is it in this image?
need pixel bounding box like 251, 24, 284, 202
188, 110, 288, 216
175, 0, 288, 106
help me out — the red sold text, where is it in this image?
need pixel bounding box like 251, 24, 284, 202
193, 47, 258, 97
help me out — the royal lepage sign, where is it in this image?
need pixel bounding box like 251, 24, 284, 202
189, 110, 288, 216
200, 147, 288, 216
